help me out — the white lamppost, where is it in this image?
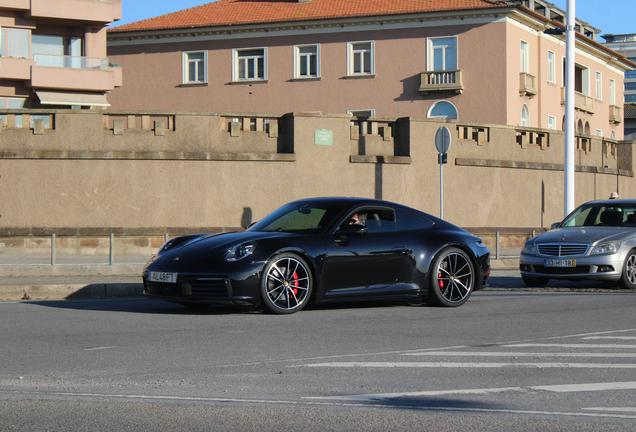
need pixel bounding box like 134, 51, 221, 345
564, 0, 576, 217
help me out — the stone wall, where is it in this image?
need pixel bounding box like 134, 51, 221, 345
0, 109, 633, 246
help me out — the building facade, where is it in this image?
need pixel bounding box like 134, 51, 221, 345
0, 0, 122, 119
602, 33, 636, 105
106, 0, 634, 141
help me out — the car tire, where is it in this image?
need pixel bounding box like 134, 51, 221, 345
521, 276, 549, 288
428, 247, 475, 307
260, 253, 313, 314
619, 250, 636, 289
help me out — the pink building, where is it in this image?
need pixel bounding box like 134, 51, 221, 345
0, 0, 122, 117
107, 0, 634, 140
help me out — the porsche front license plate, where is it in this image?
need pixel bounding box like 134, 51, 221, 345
149, 271, 177, 283
544, 259, 576, 267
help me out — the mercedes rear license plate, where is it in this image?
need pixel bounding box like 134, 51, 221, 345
544, 259, 576, 267
149, 271, 177, 283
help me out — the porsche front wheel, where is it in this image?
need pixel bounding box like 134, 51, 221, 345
260, 253, 313, 314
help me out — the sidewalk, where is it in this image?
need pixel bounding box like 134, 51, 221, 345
0, 252, 520, 301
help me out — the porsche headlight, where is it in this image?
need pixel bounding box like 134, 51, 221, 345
521, 241, 535, 255
591, 242, 621, 255
225, 241, 256, 262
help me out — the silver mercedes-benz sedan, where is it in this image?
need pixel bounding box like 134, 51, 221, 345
520, 199, 636, 288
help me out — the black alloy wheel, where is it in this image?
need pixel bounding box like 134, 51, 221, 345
428, 247, 475, 307
260, 253, 313, 314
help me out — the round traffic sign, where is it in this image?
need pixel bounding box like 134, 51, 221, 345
435, 125, 452, 154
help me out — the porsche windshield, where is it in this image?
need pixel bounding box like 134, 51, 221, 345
250, 202, 346, 234
560, 203, 636, 228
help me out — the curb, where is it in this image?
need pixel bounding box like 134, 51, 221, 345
0, 264, 145, 277
1, 283, 144, 301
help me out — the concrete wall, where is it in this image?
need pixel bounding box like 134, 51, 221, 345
0, 109, 633, 239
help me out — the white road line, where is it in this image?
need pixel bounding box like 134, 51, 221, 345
402, 351, 636, 358
582, 336, 636, 340
83, 346, 119, 351
304, 381, 636, 401
294, 362, 636, 369
2, 389, 636, 420
584, 407, 636, 413
504, 343, 636, 349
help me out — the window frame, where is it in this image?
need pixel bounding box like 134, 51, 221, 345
347, 41, 374, 76
547, 50, 555, 83
609, 78, 616, 105
548, 115, 556, 130
233, 47, 268, 82
595, 71, 602, 100
520, 40, 529, 73
427, 101, 458, 120
294, 44, 320, 79
182, 50, 207, 84
427, 36, 458, 72
521, 104, 530, 127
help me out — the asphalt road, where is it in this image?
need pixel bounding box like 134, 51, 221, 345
1, 270, 636, 431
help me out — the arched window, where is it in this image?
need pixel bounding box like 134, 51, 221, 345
521, 104, 529, 127
584, 121, 591, 135
427, 101, 458, 120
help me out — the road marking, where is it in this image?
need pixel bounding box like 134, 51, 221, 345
402, 351, 636, 358
504, 343, 636, 349
83, 346, 119, 351
294, 362, 636, 369
582, 336, 636, 340
304, 381, 636, 401
584, 407, 636, 413
2, 389, 636, 420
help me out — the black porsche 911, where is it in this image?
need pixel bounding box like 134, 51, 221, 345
143, 197, 490, 314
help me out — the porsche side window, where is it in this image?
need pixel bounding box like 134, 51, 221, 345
396, 210, 434, 231
364, 209, 396, 233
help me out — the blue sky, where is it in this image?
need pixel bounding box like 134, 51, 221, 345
114, 0, 634, 37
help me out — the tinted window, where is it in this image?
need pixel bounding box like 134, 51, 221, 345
341, 208, 396, 233
251, 202, 345, 234
396, 210, 434, 231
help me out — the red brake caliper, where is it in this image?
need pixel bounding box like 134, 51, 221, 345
291, 271, 299, 296
438, 272, 444, 291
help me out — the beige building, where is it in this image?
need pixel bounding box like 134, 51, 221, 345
107, 0, 634, 141
0, 0, 122, 117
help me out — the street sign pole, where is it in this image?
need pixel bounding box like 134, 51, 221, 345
435, 126, 451, 220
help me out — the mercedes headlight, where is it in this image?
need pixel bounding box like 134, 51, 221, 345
591, 242, 621, 255
521, 241, 535, 255
225, 241, 256, 262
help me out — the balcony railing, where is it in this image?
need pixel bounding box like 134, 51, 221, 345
33, 54, 108, 71
419, 70, 463, 95
561, 87, 595, 114
609, 105, 622, 124
519, 72, 537, 97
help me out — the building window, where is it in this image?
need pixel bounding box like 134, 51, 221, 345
548, 116, 556, 130
428, 37, 457, 71
626, 94, 636, 103
626, 83, 636, 91
182, 51, 207, 84
595, 72, 602, 100
233, 48, 267, 81
521, 104, 530, 127
32, 34, 83, 68
596, 129, 602, 137
427, 101, 458, 120
294, 44, 320, 78
0, 28, 30, 59
0, 97, 28, 128
609, 79, 616, 105
547, 51, 555, 83
348, 41, 374, 75
520, 41, 529, 73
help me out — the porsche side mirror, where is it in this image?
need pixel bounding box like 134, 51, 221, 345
550, 222, 560, 230
339, 224, 368, 237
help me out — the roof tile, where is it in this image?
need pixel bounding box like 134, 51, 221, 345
110, 0, 508, 33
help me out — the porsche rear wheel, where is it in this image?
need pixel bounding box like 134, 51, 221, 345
261, 253, 313, 314
428, 247, 475, 307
